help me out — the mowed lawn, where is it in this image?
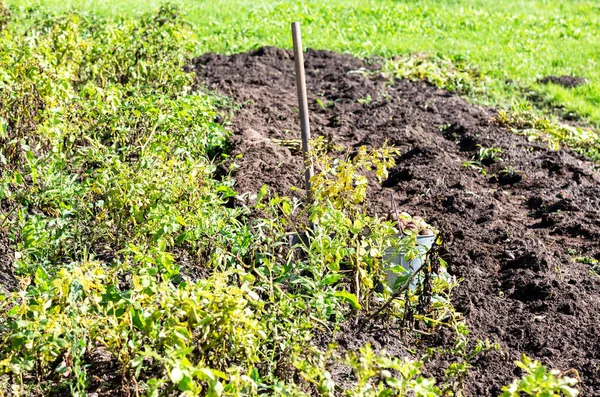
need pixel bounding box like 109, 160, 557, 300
10, 0, 600, 125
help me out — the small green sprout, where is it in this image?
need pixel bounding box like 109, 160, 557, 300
316, 97, 333, 109
463, 145, 504, 174
357, 94, 372, 104
462, 160, 487, 175
477, 145, 504, 163
575, 256, 600, 276
500, 165, 519, 176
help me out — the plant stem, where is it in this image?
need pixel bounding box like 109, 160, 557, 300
361, 263, 427, 329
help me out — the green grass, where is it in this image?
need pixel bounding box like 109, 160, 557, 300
8, 0, 600, 126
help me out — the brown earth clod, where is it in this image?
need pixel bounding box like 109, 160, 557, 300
538, 75, 587, 89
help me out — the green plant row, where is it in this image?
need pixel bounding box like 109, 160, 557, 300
0, 3, 580, 396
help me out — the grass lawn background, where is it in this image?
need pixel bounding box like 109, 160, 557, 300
9, 0, 600, 126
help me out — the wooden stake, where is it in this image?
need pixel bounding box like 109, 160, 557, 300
291, 22, 314, 199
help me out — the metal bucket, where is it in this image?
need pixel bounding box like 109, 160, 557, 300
383, 234, 436, 291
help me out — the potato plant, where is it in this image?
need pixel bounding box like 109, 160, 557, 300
0, 3, 580, 396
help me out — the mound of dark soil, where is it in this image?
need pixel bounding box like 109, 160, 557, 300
0, 231, 16, 292
189, 47, 600, 395
538, 75, 587, 88
0, 201, 16, 292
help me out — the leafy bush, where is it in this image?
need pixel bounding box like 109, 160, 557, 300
291, 344, 440, 397
500, 355, 579, 397
0, 262, 264, 395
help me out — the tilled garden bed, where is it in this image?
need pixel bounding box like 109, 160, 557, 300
189, 47, 600, 395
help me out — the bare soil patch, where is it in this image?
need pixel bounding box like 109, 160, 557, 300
0, 231, 15, 292
190, 47, 600, 395
538, 75, 587, 88
0, 201, 17, 292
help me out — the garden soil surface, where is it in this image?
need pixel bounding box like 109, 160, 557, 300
538, 75, 588, 89
0, 232, 15, 292
189, 47, 600, 395
0, 202, 16, 293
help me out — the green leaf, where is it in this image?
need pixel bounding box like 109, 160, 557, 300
198, 367, 215, 381
131, 355, 145, 378
327, 260, 340, 272
256, 184, 268, 203
210, 368, 228, 380
207, 380, 224, 397
334, 290, 362, 309
7, 306, 20, 317
131, 309, 146, 330
55, 362, 68, 374
14, 172, 23, 185
216, 185, 236, 198
178, 374, 194, 392
176, 215, 187, 226
321, 273, 343, 286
